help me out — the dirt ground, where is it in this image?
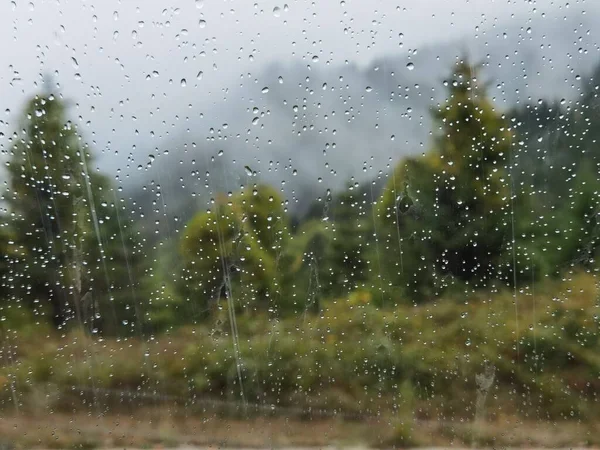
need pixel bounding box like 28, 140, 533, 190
0, 408, 598, 449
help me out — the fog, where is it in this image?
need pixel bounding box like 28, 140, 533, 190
1, 0, 596, 224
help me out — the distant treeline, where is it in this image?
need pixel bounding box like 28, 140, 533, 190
2, 59, 600, 335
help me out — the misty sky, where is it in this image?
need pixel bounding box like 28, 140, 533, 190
0, 0, 579, 178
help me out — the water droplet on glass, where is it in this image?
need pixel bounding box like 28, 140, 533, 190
199, 19, 207, 28
181, 78, 187, 87
196, 71, 203, 80
261, 86, 269, 93
273, 6, 281, 17
252, 117, 260, 125
406, 62, 415, 71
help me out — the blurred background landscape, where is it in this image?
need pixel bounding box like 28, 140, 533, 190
1, 0, 600, 448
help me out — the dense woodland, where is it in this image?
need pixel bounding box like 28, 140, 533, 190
1, 60, 599, 335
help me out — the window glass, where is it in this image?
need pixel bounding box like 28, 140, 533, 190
1, 0, 599, 447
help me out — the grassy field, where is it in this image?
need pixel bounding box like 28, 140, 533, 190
0, 271, 599, 448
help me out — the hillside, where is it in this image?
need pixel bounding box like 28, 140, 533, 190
127, 5, 600, 238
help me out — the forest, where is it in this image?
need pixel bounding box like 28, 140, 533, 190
1, 59, 600, 447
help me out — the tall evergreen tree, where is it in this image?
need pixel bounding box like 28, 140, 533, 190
5, 92, 144, 333
377, 60, 513, 300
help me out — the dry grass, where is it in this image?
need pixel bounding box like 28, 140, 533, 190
0, 408, 382, 449
0, 407, 598, 449
1, 272, 600, 448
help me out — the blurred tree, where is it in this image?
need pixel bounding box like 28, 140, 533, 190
300, 221, 330, 314
180, 184, 290, 314
504, 62, 600, 280
280, 183, 372, 313
5, 92, 145, 333
6, 93, 99, 327
377, 61, 513, 301
277, 218, 332, 315
543, 163, 600, 273
510, 100, 575, 205
324, 185, 369, 296
0, 216, 23, 300
94, 198, 149, 335
577, 59, 600, 162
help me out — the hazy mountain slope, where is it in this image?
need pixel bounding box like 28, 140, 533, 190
129, 5, 600, 237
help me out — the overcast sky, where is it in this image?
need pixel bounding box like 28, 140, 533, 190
0, 0, 578, 175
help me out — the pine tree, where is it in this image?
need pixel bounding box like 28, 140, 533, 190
6, 92, 144, 333
377, 60, 513, 300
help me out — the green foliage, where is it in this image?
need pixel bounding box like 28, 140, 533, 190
180, 184, 290, 314
93, 199, 149, 335
3, 272, 599, 422
277, 218, 333, 314
278, 184, 372, 313
508, 94, 600, 281
548, 165, 600, 271
323, 186, 370, 296
0, 219, 23, 300
377, 61, 513, 301
6, 94, 96, 325
4, 92, 146, 335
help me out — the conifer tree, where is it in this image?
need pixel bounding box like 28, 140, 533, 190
378, 61, 513, 300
